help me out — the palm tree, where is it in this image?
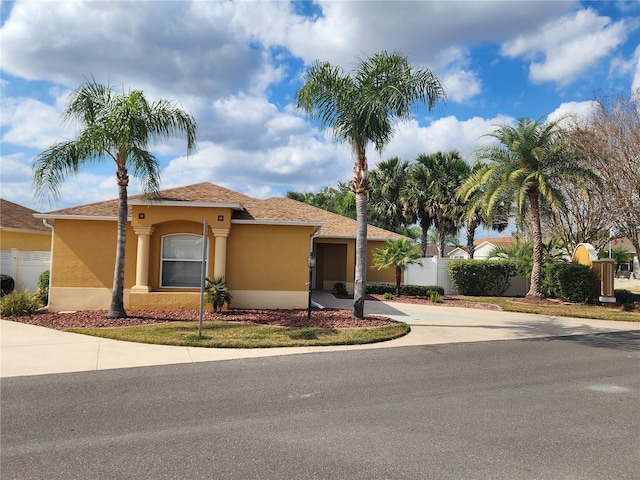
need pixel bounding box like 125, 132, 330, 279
33, 79, 197, 318
369, 157, 414, 233
459, 116, 596, 298
411, 151, 468, 258
402, 164, 434, 257
373, 238, 422, 295
205, 276, 233, 313
460, 161, 510, 259
296, 51, 445, 318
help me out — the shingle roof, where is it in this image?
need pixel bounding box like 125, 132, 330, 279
44, 182, 404, 240
0, 199, 50, 232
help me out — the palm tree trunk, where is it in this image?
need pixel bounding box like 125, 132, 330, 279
527, 189, 544, 298
351, 148, 368, 319
395, 266, 401, 295
466, 223, 476, 259
353, 191, 368, 318
419, 214, 431, 257
437, 222, 446, 258
107, 169, 129, 318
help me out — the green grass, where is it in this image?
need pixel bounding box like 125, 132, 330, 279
66, 321, 411, 348
463, 296, 640, 322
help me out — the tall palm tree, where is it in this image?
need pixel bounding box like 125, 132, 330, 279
369, 157, 415, 233
459, 116, 596, 297
372, 238, 422, 295
402, 164, 434, 257
411, 151, 468, 258
460, 161, 510, 259
33, 79, 197, 318
296, 51, 444, 318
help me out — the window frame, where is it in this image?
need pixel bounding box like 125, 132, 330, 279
159, 233, 208, 289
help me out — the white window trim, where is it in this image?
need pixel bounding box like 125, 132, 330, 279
160, 233, 208, 289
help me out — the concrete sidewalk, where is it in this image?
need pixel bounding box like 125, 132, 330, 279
2, 291, 640, 378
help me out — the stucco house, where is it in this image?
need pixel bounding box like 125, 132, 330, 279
36, 183, 403, 311
0, 199, 52, 292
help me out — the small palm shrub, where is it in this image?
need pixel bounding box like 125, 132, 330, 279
1, 274, 15, 297
383, 292, 393, 300
0, 289, 41, 316
204, 276, 232, 313
333, 282, 348, 295
429, 291, 443, 303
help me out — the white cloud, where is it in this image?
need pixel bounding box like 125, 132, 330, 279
441, 70, 482, 103
547, 101, 598, 123
382, 115, 513, 163
1, 97, 65, 149
501, 8, 627, 86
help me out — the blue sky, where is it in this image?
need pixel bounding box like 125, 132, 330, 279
1, 0, 639, 213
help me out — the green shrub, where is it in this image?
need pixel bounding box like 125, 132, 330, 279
614, 289, 640, 305
383, 292, 393, 300
333, 282, 348, 295
366, 283, 445, 297
366, 282, 395, 295
545, 263, 596, 303
1, 274, 15, 297
429, 291, 443, 303
36, 270, 50, 305
447, 260, 518, 296
0, 289, 41, 316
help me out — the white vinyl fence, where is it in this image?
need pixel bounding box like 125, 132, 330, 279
405, 257, 455, 294
404, 257, 529, 296
1, 249, 50, 294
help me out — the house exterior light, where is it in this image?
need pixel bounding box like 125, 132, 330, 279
306, 253, 316, 318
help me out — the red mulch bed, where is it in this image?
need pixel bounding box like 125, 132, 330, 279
8, 308, 397, 331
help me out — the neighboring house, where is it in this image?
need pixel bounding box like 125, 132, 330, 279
36, 183, 403, 311
606, 237, 640, 278
443, 238, 516, 261
0, 199, 52, 292
421, 244, 461, 258
473, 237, 514, 260
447, 246, 469, 259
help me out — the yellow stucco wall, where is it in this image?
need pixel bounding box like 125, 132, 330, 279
226, 223, 313, 292
0, 230, 51, 251
131, 204, 232, 230
51, 219, 136, 289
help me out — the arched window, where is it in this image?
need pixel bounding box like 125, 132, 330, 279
161, 234, 207, 288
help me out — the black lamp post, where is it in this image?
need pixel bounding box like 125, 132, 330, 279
306, 252, 316, 319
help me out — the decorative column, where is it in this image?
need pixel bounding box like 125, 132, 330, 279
131, 226, 155, 293
210, 228, 230, 278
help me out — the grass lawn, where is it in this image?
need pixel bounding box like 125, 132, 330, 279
463, 296, 640, 323
67, 321, 411, 348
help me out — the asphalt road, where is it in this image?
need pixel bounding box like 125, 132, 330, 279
2, 333, 640, 479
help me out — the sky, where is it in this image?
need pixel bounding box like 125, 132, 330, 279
1, 0, 639, 214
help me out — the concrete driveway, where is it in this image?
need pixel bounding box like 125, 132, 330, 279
2, 291, 639, 378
